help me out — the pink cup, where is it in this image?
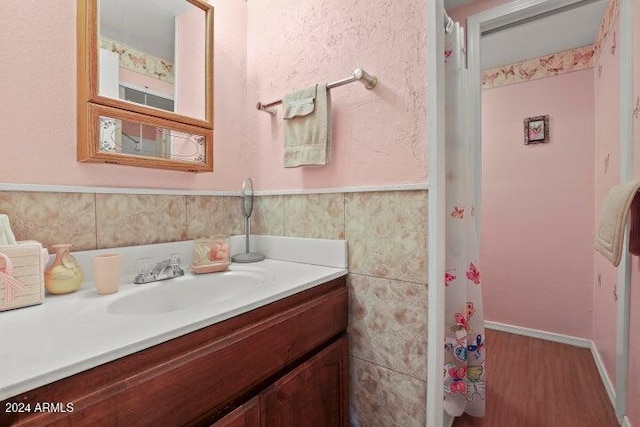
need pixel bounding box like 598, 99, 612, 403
92, 253, 121, 295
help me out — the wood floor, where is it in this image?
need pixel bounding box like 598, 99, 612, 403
453, 330, 619, 427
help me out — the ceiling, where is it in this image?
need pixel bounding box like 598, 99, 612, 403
445, 0, 475, 9
445, 0, 608, 70
100, 0, 194, 60
100, 0, 606, 70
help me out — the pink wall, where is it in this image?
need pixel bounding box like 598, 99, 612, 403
0, 0, 423, 192
0, 0, 246, 190
593, 17, 620, 388
628, 2, 640, 425
481, 69, 596, 338
175, 7, 206, 121
244, 0, 427, 191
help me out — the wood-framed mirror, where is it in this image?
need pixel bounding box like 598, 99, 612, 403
77, 0, 214, 172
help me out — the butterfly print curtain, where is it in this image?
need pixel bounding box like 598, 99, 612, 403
443, 22, 486, 418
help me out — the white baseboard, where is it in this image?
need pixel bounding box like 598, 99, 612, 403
485, 321, 591, 348
589, 342, 616, 408
622, 416, 631, 427
485, 321, 616, 409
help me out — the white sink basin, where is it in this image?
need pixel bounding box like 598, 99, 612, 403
107, 268, 272, 316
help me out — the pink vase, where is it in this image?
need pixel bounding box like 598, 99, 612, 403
44, 244, 83, 294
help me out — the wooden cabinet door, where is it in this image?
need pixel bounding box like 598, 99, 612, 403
211, 397, 260, 427
260, 336, 348, 427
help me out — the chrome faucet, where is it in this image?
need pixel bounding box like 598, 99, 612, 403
134, 255, 184, 284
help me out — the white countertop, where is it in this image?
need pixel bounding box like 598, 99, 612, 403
0, 236, 348, 401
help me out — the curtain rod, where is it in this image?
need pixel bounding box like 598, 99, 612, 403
444, 10, 454, 32
256, 68, 377, 115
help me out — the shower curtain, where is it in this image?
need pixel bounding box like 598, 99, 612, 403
442, 21, 486, 418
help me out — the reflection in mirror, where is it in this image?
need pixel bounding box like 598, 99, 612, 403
98, 0, 206, 120
241, 178, 254, 217
99, 115, 206, 163
232, 178, 265, 263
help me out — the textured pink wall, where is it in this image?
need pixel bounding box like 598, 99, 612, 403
1, 0, 427, 192
0, 0, 246, 190
628, 2, 640, 424
481, 69, 595, 339
244, 0, 427, 191
593, 17, 620, 388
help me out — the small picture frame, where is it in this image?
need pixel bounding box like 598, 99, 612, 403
524, 115, 549, 145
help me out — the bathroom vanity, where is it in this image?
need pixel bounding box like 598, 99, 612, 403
0, 238, 349, 427
1, 277, 347, 426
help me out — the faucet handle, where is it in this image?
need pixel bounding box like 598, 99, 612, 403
136, 257, 154, 277
170, 254, 183, 268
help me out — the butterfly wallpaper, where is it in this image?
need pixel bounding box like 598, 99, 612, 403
99, 37, 176, 84
482, 45, 594, 90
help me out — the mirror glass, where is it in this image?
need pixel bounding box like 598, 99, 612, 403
99, 115, 206, 163
241, 178, 254, 217
98, 0, 206, 120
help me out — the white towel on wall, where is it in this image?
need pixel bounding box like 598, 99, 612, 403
595, 178, 640, 266
282, 84, 331, 167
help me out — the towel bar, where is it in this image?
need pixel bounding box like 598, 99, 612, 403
256, 68, 377, 115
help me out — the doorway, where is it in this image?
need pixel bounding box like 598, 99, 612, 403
426, 0, 634, 425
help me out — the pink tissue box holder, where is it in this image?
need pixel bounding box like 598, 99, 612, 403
0, 241, 46, 312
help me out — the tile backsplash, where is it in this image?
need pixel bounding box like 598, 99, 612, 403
0, 191, 242, 251
284, 193, 345, 239
0, 191, 97, 250
186, 195, 244, 240
346, 191, 427, 283
95, 194, 188, 248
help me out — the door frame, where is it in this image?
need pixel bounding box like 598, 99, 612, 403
426, 0, 446, 425
426, 0, 634, 425
615, 0, 633, 422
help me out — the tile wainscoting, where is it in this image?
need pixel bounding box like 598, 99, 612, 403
0, 192, 244, 250
0, 188, 428, 427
